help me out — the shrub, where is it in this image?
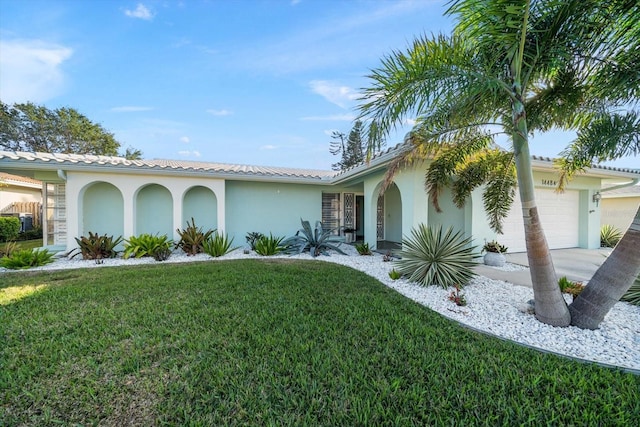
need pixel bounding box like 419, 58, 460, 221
124, 233, 173, 260
448, 285, 467, 306
72, 232, 123, 263
0, 248, 54, 269
388, 269, 402, 280
283, 219, 346, 257
0, 240, 19, 258
621, 274, 640, 306
355, 242, 372, 255
0, 217, 20, 242
176, 218, 214, 256
203, 231, 237, 257
482, 240, 508, 253
245, 232, 265, 250
558, 276, 585, 299
254, 234, 286, 256
394, 224, 477, 288
19, 226, 43, 241
600, 224, 622, 248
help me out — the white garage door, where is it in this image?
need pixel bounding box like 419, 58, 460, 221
500, 189, 580, 252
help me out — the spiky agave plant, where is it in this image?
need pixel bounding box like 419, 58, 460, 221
600, 224, 622, 248
394, 224, 477, 288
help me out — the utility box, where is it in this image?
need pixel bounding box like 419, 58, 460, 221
19, 213, 33, 232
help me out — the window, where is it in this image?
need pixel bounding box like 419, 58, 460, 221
322, 193, 341, 234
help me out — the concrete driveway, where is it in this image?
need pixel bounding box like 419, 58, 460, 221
474, 248, 613, 288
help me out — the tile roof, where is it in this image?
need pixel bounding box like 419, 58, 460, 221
0, 172, 41, 185
602, 184, 640, 196
1, 149, 638, 183
0, 151, 336, 181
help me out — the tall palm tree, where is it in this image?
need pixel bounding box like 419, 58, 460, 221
558, 116, 640, 329
358, 0, 639, 327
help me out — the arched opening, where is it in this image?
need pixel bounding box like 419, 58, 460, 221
82, 182, 124, 238
183, 186, 218, 231
374, 182, 402, 250
135, 184, 173, 237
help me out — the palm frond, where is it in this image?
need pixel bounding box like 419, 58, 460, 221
557, 111, 640, 188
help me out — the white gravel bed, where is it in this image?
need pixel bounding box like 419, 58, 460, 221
2, 246, 638, 372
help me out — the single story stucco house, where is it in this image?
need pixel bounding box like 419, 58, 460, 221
1, 147, 638, 254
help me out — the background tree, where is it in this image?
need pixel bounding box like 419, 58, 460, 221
329, 121, 366, 171
358, 0, 639, 327
0, 101, 142, 158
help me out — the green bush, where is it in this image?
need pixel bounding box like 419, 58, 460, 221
600, 224, 622, 248
388, 269, 402, 280
355, 242, 372, 255
72, 232, 123, 262
124, 233, 173, 260
254, 234, 286, 256
0, 241, 19, 258
283, 219, 345, 257
621, 274, 640, 306
482, 240, 508, 253
203, 231, 237, 257
176, 218, 214, 256
0, 248, 54, 269
0, 217, 21, 242
19, 227, 43, 241
394, 224, 477, 288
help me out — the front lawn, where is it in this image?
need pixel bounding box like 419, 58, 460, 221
1, 260, 638, 425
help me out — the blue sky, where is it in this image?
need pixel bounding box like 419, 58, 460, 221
0, 0, 637, 170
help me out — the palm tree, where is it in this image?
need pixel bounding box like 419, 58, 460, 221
558, 116, 640, 329
358, 0, 639, 327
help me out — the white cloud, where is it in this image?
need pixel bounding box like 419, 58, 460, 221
206, 109, 233, 116
180, 136, 190, 143
178, 150, 201, 157
110, 106, 154, 112
404, 118, 417, 126
300, 114, 355, 121
0, 39, 73, 103
309, 80, 359, 109
260, 145, 278, 150
124, 3, 154, 20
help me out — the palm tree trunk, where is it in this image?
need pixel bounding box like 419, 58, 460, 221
569, 204, 640, 329
512, 101, 571, 327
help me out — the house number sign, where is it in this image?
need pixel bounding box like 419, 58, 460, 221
541, 179, 557, 187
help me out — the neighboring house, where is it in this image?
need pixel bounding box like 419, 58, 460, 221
601, 183, 640, 232
0, 148, 638, 253
0, 172, 42, 229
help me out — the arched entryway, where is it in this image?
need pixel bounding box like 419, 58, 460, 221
82, 182, 124, 238
374, 182, 402, 250
183, 186, 218, 231
135, 184, 173, 237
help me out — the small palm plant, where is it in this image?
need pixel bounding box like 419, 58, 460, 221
394, 224, 477, 288
283, 219, 346, 257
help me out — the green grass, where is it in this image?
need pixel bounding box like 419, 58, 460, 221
1, 260, 638, 426
0, 238, 42, 253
